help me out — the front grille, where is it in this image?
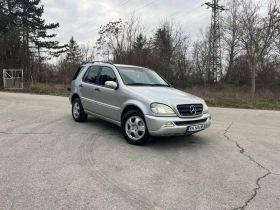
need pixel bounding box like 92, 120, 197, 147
174, 118, 207, 126
177, 104, 203, 116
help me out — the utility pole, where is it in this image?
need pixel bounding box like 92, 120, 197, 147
205, 0, 226, 83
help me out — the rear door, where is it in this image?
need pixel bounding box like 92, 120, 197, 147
70, 65, 84, 92
93, 66, 121, 121
79, 65, 100, 113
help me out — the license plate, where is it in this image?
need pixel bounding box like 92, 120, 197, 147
187, 124, 204, 132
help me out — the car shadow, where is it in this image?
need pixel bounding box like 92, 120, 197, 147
147, 135, 208, 149
82, 116, 208, 148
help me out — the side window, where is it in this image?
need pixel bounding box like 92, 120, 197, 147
83, 66, 99, 84
72, 66, 84, 80
99, 67, 117, 86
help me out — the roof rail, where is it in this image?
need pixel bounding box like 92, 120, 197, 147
91, 61, 114, 65
81, 61, 114, 65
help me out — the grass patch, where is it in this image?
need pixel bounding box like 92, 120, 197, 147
203, 97, 280, 110
0, 83, 69, 97
1, 83, 280, 110
184, 85, 280, 110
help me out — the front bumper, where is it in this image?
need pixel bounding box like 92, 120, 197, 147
145, 113, 211, 136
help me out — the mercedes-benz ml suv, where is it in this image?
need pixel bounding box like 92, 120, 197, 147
69, 62, 211, 145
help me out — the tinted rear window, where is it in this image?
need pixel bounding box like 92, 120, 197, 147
83, 66, 100, 84
72, 66, 85, 80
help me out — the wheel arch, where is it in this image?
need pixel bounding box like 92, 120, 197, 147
71, 93, 80, 104
120, 99, 152, 121
121, 104, 143, 121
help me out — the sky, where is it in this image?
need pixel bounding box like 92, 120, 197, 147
40, 0, 215, 47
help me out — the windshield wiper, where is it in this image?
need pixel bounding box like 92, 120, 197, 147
149, 84, 169, 87
126, 83, 169, 86
126, 83, 152, 86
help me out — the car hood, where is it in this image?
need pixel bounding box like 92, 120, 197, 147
127, 86, 204, 105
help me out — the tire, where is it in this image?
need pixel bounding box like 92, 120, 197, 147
72, 98, 88, 122
121, 110, 151, 145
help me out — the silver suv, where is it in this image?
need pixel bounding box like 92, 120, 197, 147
69, 62, 211, 145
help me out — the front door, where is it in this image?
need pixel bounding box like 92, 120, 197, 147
93, 66, 121, 122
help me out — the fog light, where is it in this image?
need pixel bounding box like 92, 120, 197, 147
164, 122, 175, 127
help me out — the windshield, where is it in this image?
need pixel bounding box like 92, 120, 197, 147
117, 67, 169, 86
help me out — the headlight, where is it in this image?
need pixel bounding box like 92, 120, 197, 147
203, 103, 208, 113
151, 103, 175, 115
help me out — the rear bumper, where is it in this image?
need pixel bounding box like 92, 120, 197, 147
69, 94, 72, 104
145, 113, 211, 136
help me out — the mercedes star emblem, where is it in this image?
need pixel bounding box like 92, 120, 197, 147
189, 105, 196, 115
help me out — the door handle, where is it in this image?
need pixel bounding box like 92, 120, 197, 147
79, 84, 83, 87
95, 88, 100, 91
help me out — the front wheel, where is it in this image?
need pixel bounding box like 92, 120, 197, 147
121, 110, 151, 145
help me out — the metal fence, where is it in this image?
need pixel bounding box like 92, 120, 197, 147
3, 69, 23, 89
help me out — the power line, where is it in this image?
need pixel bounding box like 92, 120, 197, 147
180, 9, 209, 24
172, 3, 205, 22
181, 13, 209, 31
145, 2, 205, 37
78, 0, 160, 38
56, 0, 132, 38
162, 0, 204, 20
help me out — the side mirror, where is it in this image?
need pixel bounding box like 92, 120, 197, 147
105, 81, 118, 89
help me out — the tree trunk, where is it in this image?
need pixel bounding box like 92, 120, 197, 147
225, 45, 235, 82
251, 61, 256, 100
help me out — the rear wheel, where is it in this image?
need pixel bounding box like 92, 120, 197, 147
121, 110, 150, 145
72, 98, 88, 122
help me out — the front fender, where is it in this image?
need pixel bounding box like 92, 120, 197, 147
120, 99, 154, 120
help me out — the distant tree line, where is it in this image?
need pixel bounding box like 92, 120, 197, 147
1, 0, 280, 99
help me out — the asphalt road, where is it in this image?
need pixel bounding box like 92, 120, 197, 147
0, 92, 279, 210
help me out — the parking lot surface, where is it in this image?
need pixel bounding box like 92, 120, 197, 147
0, 92, 279, 210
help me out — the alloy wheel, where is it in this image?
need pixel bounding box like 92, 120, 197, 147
125, 116, 146, 141
73, 102, 80, 119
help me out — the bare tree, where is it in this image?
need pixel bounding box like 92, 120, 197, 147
80, 42, 90, 63
96, 19, 125, 61
191, 29, 211, 85
125, 14, 144, 52
221, 0, 242, 82
239, 0, 280, 99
